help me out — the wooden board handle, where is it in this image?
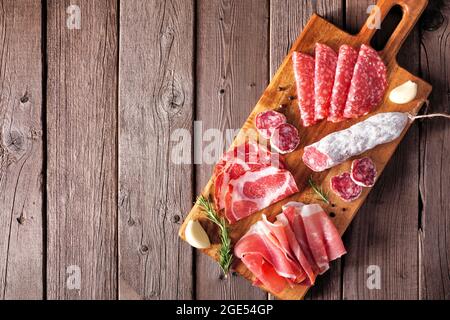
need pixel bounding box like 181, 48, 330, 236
358, 0, 429, 61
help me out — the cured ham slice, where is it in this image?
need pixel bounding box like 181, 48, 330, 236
213, 141, 286, 211
289, 204, 346, 273
224, 166, 298, 223
214, 159, 269, 210
292, 52, 316, 127
343, 44, 387, 118
235, 223, 305, 282
241, 255, 288, 294
314, 43, 337, 121
235, 202, 346, 293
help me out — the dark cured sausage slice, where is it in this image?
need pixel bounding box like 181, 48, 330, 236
270, 123, 300, 154
255, 110, 287, 139
292, 52, 316, 127
314, 44, 337, 121
330, 172, 363, 202
328, 45, 358, 123
343, 44, 387, 118
350, 157, 377, 187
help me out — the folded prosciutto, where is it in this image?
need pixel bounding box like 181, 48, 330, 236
235, 203, 346, 294
213, 141, 298, 224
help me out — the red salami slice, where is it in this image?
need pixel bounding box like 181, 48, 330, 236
255, 110, 287, 139
328, 45, 358, 123
350, 157, 377, 187
292, 52, 316, 127
330, 172, 363, 202
270, 123, 300, 154
314, 43, 337, 121
343, 44, 387, 118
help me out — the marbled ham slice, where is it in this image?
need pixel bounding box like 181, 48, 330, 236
224, 166, 298, 223
213, 141, 285, 210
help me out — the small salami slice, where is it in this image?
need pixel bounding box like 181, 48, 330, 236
270, 123, 300, 154
314, 43, 337, 121
328, 45, 358, 123
292, 52, 316, 127
350, 157, 377, 187
343, 44, 387, 118
330, 172, 363, 202
255, 110, 287, 139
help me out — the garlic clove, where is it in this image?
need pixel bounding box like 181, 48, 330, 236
389, 80, 418, 104
185, 220, 211, 249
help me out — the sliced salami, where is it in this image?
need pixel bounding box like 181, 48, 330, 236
328, 45, 358, 123
255, 110, 287, 139
330, 172, 363, 202
350, 157, 377, 187
270, 123, 300, 154
314, 43, 337, 121
343, 44, 387, 118
292, 52, 316, 127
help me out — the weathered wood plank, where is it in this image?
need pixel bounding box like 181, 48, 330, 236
118, 0, 194, 300
419, 0, 450, 300
195, 0, 269, 300
0, 0, 43, 300
46, 0, 118, 299
270, 0, 344, 300
342, 0, 420, 299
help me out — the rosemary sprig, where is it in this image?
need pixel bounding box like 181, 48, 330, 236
308, 176, 330, 204
197, 195, 233, 276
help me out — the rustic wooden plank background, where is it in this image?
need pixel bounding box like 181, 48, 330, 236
46, 0, 118, 299
0, 0, 448, 300
0, 0, 43, 300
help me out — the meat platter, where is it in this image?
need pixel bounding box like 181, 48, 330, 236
179, 0, 432, 300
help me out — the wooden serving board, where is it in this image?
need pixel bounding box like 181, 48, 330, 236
179, 0, 431, 300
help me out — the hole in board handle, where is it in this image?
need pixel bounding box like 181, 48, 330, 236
370, 5, 403, 51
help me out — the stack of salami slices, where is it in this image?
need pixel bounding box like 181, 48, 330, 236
213, 141, 299, 224
235, 202, 346, 293
293, 43, 387, 126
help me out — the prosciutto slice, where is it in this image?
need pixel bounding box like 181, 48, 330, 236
224, 166, 298, 223
235, 202, 346, 293
285, 204, 346, 274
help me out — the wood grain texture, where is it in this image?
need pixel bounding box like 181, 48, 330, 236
342, 0, 420, 299
119, 0, 194, 300
180, 0, 432, 300
0, 0, 43, 300
46, 0, 118, 299
270, 0, 344, 300
195, 0, 270, 300
419, 0, 450, 300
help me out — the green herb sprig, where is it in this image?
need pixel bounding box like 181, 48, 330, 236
197, 195, 233, 276
308, 176, 330, 204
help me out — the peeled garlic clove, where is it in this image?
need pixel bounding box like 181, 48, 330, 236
185, 220, 211, 249
389, 80, 418, 104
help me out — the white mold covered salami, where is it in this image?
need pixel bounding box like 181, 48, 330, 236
255, 110, 287, 139
351, 157, 377, 187
330, 172, 363, 202
270, 123, 300, 154
303, 112, 409, 172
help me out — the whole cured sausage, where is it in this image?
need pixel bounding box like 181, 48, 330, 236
302, 112, 409, 172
